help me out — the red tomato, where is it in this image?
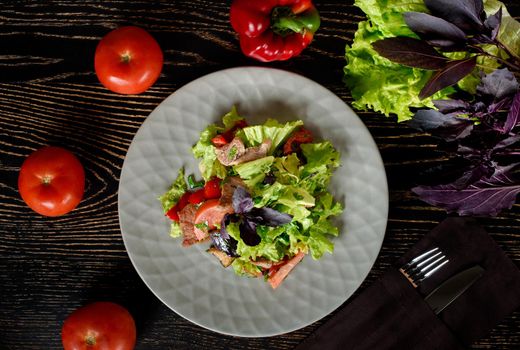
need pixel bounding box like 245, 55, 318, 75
193, 199, 233, 239
188, 189, 205, 204
283, 128, 313, 155
95, 26, 163, 95
18, 146, 85, 217
221, 119, 248, 142
211, 135, 228, 147
203, 178, 221, 199
62, 302, 136, 350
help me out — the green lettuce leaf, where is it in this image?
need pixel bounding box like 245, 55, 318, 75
299, 142, 340, 193
231, 258, 262, 277
233, 156, 275, 187
236, 119, 303, 153
192, 123, 227, 181
227, 222, 286, 262
169, 222, 182, 238
301, 142, 340, 175
307, 193, 343, 259
277, 186, 315, 220
273, 153, 300, 185
354, 0, 426, 36
158, 168, 187, 212
222, 105, 244, 129
252, 181, 286, 208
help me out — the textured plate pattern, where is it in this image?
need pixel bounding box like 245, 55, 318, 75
118, 67, 388, 337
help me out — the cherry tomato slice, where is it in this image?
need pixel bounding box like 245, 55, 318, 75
211, 135, 228, 147
203, 178, 221, 199
193, 199, 234, 239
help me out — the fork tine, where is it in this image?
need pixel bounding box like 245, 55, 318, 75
415, 251, 442, 268
410, 247, 439, 263
421, 255, 447, 274
400, 247, 448, 288
402, 247, 438, 270
423, 258, 449, 278
411, 255, 448, 284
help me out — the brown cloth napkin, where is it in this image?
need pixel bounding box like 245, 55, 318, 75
295, 217, 520, 350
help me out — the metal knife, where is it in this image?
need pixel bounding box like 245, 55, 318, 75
424, 265, 485, 315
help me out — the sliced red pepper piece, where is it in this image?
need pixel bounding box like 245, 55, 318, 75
188, 189, 206, 204
178, 192, 191, 210
166, 204, 180, 222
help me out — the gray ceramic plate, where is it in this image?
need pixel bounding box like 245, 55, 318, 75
118, 67, 388, 337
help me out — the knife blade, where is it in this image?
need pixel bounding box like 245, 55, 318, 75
424, 265, 485, 315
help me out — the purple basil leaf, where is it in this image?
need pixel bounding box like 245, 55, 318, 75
457, 128, 514, 159
263, 173, 276, 185
247, 207, 293, 227
503, 92, 520, 133
413, 163, 520, 216
433, 99, 471, 114
473, 0, 485, 20
419, 56, 477, 99
404, 12, 467, 47
457, 144, 479, 158
239, 219, 260, 246
214, 214, 239, 256
424, 0, 484, 33
487, 96, 511, 114
494, 135, 520, 151
469, 34, 494, 45
451, 163, 494, 189
372, 37, 448, 70
232, 186, 253, 214
484, 7, 502, 40
477, 68, 519, 101
408, 109, 473, 140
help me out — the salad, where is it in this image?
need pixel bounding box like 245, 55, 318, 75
159, 107, 343, 289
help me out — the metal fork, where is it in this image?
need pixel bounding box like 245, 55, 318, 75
399, 247, 448, 288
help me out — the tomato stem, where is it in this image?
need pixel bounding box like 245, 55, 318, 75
85, 333, 96, 346
120, 51, 132, 63
42, 175, 52, 185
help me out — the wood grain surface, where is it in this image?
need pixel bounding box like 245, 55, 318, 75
0, 1, 519, 349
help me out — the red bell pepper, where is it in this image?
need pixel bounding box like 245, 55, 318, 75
230, 0, 320, 62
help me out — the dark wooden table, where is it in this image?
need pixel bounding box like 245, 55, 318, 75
1, 1, 519, 349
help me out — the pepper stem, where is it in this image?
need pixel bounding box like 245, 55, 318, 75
271, 7, 306, 36
271, 6, 320, 37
